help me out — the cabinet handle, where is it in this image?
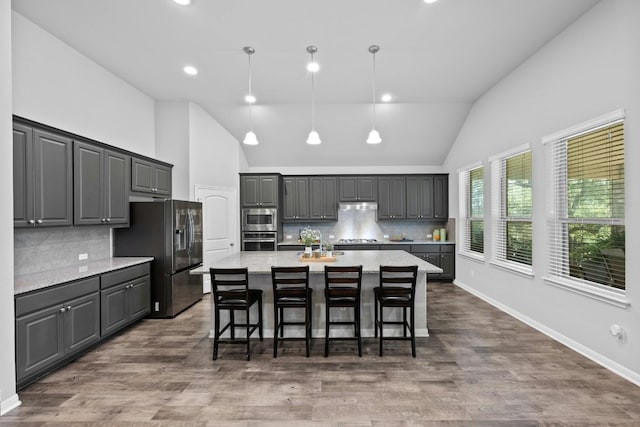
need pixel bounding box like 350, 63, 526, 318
101, 218, 106, 223
28, 219, 35, 224
60, 307, 66, 313
67, 305, 72, 311
36, 219, 43, 224
106, 218, 111, 222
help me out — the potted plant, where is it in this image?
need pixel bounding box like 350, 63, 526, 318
325, 243, 333, 258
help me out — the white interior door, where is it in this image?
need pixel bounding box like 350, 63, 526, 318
195, 186, 238, 294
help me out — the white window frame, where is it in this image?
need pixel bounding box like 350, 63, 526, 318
542, 109, 629, 308
490, 144, 534, 277
458, 161, 485, 262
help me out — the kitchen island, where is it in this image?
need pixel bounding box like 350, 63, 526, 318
194, 250, 442, 339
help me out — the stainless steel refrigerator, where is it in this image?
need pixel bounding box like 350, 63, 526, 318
114, 200, 203, 318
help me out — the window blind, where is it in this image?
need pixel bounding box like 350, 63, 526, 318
548, 120, 625, 290
461, 166, 484, 255
492, 150, 532, 268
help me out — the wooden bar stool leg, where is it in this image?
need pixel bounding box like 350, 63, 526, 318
324, 303, 330, 357
305, 297, 312, 357
379, 305, 384, 357
374, 298, 379, 338
403, 307, 408, 337
245, 306, 251, 361
273, 303, 279, 358
230, 311, 235, 340
213, 305, 220, 360
356, 303, 362, 357
410, 305, 416, 358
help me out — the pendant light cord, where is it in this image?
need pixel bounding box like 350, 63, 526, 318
371, 49, 376, 129
248, 51, 253, 131
311, 52, 316, 130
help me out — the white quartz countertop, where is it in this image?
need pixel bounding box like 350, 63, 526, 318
192, 250, 443, 275
277, 240, 455, 245
15, 257, 154, 295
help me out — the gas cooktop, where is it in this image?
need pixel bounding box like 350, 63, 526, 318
337, 238, 379, 243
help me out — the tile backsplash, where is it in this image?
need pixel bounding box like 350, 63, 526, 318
282, 209, 455, 242
14, 226, 111, 276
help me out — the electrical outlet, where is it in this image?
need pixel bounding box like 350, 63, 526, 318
78, 265, 88, 273
383, 234, 389, 239
78, 253, 88, 261
427, 234, 432, 238
154, 302, 160, 312
329, 234, 335, 239
286, 235, 292, 240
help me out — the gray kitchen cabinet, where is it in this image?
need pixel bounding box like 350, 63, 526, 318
74, 141, 130, 226
131, 157, 172, 196
15, 276, 100, 387
309, 176, 337, 220
339, 176, 377, 202
410, 244, 455, 281
13, 123, 73, 228
283, 177, 309, 221
378, 176, 406, 219
406, 175, 434, 219
100, 264, 151, 337
240, 174, 279, 207
334, 244, 380, 251
434, 175, 449, 219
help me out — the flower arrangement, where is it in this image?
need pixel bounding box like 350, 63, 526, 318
299, 227, 319, 247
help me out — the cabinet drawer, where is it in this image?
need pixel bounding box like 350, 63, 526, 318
440, 245, 455, 253
101, 263, 150, 289
379, 245, 408, 251
410, 244, 439, 253
16, 276, 100, 317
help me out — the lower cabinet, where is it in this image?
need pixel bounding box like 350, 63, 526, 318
101, 273, 150, 337
410, 244, 455, 281
15, 277, 100, 386
15, 262, 151, 389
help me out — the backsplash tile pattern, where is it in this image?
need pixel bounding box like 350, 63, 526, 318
282, 209, 455, 242
15, 226, 111, 276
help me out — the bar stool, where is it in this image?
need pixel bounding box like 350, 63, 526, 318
209, 268, 263, 361
271, 266, 312, 357
324, 265, 363, 357
374, 265, 419, 357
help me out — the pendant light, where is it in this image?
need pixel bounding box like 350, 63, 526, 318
366, 45, 382, 144
242, 46, 258, 145
306, 45, 321, 145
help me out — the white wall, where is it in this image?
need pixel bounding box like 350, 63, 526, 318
0, 0, 19, 415
189, 102, 246, 196
155, 101, 190, 200
443, 0, 640, 383
11, 12, 155, 157
248, 165, 444, 175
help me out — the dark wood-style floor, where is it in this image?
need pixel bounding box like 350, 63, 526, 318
3, 282, 640, 426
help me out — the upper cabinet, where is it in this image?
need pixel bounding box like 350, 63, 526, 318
74, 141, 130, 226
131, 157, 172, 196
13, 123, 73, 228
240, 174, 280, 207
406, 175, 449, 220
378, 176, 406, 220
433, 175, 449, 219
339, 176, 377, 202
283, 177, 310, 221
309, 176, 337, 221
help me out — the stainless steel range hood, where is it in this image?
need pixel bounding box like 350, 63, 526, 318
338, 201, 378, 211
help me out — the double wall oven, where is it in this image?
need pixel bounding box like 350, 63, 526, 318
241, 208, 278, 251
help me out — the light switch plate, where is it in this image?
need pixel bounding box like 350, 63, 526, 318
78, 253, 88, 261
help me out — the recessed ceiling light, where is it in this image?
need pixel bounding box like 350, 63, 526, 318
183, 65, 198, 76
245, 95, 256, 104
307, 62, 320, 73
423, 0, 438, 4
381, 93, 393, 103
173, 0, 191, 6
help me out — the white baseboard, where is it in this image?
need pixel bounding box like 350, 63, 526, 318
454, 279, 640, 387
1, 393, 21, 416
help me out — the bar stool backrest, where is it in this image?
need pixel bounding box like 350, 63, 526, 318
210, 267, 250, 303
379, 265, 418, 298
271, 266, 310, 298
324, 265, 363, 295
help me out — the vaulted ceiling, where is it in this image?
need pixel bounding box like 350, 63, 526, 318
12, 0, 599, 167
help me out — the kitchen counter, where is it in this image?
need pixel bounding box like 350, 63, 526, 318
277, 239, 455, 246
14, 257, 154, 295
197, 250, 441, 338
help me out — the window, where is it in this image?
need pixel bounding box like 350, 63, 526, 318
491, 147, 533, 274
545, 111, 625, 293
460, 164, 484, 258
